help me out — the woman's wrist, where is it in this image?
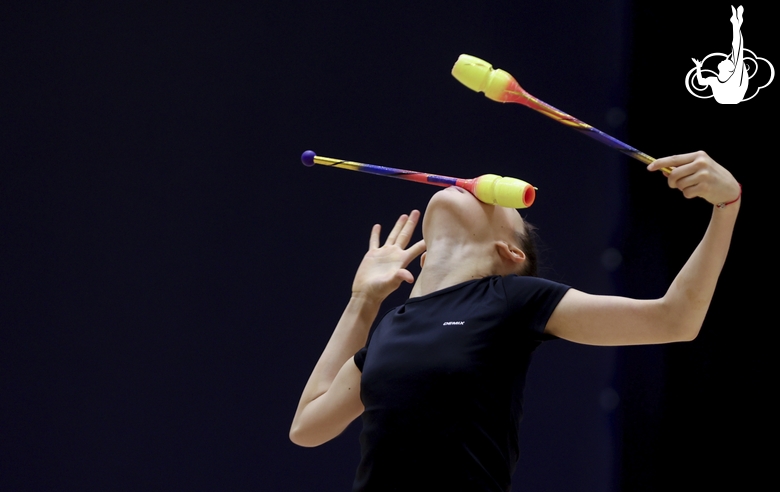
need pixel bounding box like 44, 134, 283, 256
716, 183, 742, 209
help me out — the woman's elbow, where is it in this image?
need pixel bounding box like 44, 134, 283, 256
682, 322, 703, 342
289, 393, 363, 447
674, 327, 700, 342
665, 318, 703, 342
658, 298, 705, 342
289, 423, 324, 448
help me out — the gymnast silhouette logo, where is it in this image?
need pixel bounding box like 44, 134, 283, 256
684, 5, 774, 104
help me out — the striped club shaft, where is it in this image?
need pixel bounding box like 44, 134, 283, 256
501, 80, 663, 168
311, 155, 473, 189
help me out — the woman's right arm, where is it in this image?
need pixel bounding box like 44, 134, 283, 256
288, 296, 380, 447
289, 211, 426, 447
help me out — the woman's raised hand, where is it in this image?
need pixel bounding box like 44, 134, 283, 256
351, 210, 427, 303
648, 151, 740, 207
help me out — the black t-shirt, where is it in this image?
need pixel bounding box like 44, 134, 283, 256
352, 275, 570, 492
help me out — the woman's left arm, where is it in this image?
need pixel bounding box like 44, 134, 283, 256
546, 151, 740, 346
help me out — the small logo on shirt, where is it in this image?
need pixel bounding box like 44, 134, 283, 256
443, 321, 466, 326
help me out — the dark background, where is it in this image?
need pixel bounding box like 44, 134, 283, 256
1, 1, 773, 491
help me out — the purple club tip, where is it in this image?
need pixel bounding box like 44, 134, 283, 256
301, 150, 316, 167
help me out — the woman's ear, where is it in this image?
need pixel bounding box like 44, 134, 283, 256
495, 241, 526, 264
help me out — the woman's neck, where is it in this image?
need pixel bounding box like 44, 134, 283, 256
410, 239, 498, 298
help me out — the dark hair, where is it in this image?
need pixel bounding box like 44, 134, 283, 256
514, 221, 539, 277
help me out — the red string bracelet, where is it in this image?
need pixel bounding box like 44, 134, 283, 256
716, 183, 742, 209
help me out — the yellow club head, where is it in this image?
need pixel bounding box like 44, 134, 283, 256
451, 54, 517, 102
473, 174, 535, 209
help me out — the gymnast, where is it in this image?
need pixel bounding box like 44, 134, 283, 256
290, 151, 740, 491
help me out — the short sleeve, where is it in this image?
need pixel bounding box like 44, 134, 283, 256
501, 275, 570, 336
352, 306, 398, 373
353, 346, 368, 372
